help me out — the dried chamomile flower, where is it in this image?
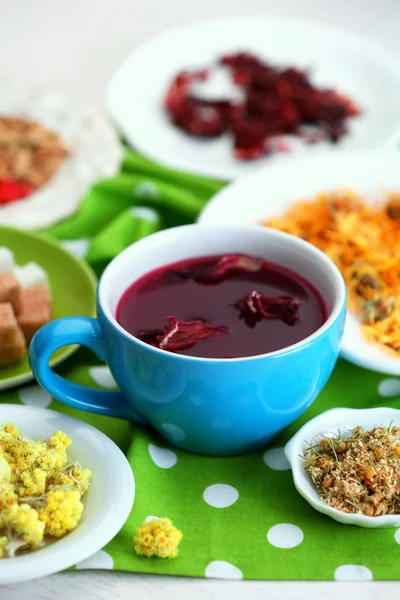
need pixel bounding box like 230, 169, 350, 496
39, 488, 83, 538
134, 518, 182, 559
304, 425, 400, 516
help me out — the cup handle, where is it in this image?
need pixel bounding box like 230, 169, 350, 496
29, 316, 145, 423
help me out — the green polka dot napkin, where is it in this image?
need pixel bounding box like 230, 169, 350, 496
3, 150, 400, 581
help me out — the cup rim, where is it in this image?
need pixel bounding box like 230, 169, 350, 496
98, 224, 346, 363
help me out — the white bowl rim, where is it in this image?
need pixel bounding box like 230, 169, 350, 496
285, 406, 400, 528
99, 223, 346, 363
0, 404, 134, 584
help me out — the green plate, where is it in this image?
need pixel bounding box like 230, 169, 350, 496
0, 226, 97, 391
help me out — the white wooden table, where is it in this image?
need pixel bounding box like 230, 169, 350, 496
1, 0, 400, 597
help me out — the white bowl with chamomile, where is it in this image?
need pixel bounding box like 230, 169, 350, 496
0, 404, 134, 584
285, 407, 400, 528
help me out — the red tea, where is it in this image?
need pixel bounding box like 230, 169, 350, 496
116, 254, 327, 359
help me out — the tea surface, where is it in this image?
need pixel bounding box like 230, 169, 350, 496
116, 255, 327, 358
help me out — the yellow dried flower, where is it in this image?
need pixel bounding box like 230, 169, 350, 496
59, 463, 91, 496
0, 423, 19, 452
47, 431, 72, 454
0, 423, 91, 557
0, 483, 17, 510
36, 447, 68, 479
0, 536, 8, 558
134, 518, 182, 559
9, 439, 42, 476
3, 503, 45, 555
0, 451, 11, 484
18, 468, 47, 497
39, 488, 83, 538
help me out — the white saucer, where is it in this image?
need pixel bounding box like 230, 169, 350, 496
0, 405, 134, 584
106, 17, 400, 180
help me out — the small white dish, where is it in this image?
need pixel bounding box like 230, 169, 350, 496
106, 16, 400, 180
0, 77, 122, 229
199, 149, 400, 376
0, 405, 134, 585
285, 407, 400, 528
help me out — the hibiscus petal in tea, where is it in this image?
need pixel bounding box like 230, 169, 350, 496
116, 254, 327, 358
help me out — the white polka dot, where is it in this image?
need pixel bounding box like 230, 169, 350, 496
334, 565, 373, 581
203, 484, 239, 508
18, 385, 52, 408
61, 239, 89, 260
205, 560, 243, 580
263, 448, 291, 471
135, 181, 161, 200
378, 378, 400, 398
148, 444, 177, 469
130, 206, 159, 223
145, 515, 160, 523
160, 423, 186, 442
267, 524, 304, 548
211, 417, 230, 430
76, 550, 114, 570
394, 528, 400, 544
89, 366, 117, 389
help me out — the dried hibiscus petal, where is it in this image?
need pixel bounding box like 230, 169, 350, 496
173, 254, 265, 283
137, 316, 228, 352
164, 51, 360, 161
0, 179, 33, 205
234, 290, 300, 327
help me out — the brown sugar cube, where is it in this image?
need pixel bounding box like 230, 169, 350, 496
21, 284, 51, 306
17, 301, 51, 343
0, 303, 23, 346
0, 273, 21, 313
0, 326, 26, 367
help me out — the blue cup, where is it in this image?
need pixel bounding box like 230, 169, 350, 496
29, 225, 346, 456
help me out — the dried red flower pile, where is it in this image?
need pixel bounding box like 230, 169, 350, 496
164, 52, 360, 160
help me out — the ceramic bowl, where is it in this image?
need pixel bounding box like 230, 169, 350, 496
285, 407, 400, 528
0, 404, 134, 585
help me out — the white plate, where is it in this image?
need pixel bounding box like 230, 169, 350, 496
0, 405, 134, 584
285, 407, 400, 528
198, 149, 400, 376
0, 77, 122, 229
106, 16, 400, 180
